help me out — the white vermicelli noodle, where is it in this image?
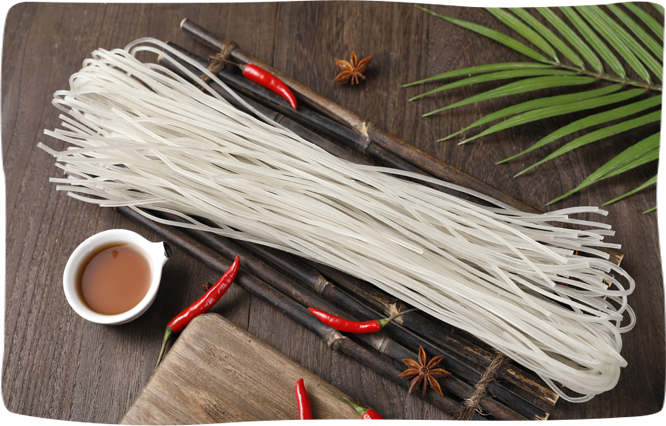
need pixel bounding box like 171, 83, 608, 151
41, 38, 636, 402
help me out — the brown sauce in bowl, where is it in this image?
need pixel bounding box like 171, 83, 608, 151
77, 243, 152, 315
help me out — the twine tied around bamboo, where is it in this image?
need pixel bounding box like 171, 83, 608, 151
453, 352, 509, 420
200, 40, 240, 83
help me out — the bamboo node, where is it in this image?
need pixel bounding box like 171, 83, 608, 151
359, 136, 372, 152
313, 276, 331, 295
200, 41, 240, 84
325, 328, 344, 350
356, 120, 371, 138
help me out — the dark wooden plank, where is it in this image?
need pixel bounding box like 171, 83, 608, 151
2, 2, 663, 423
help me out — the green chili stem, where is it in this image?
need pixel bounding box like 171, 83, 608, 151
154, 327, 173, 372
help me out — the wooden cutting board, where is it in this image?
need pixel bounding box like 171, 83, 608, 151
121, 314, 359, 424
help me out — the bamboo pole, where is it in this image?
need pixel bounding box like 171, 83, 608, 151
236, 241, 551, 419
115, 206, 491, 420
311, 262, 559, 408
155, 45, 554, 416
152, 210, 526, 420
175, 22, 624, 266
179, 18, 539, 213
161, 42, 466, 200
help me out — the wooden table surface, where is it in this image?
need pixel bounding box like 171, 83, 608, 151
2, 2, 664, 422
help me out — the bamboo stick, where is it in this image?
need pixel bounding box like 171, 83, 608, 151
179, 18, 539, 213
162, 42, 461, 198
310, 262, 559, 408
234, 241, 550, 420
155, 45, 554, 416
156, 50, 365, 166
175, 22, 624, 266
115, 206, 491, 420
156, 43, 554, 411
153, 210, 525, 420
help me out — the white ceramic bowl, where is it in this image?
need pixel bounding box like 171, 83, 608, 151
63, 229, 172, 325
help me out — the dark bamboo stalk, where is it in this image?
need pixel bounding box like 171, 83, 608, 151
156, 50, 363, 165
310, 262, 559, 408
179, 18, 539, 213
156, 48, 549, 418
153, 210, 524, 420
176, 22, 624, 266
162, 41, 458, 198
115, 206, 488, 420
234, 241, 549, 420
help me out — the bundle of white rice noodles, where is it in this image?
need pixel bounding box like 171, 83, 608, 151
40, 38, 636, 402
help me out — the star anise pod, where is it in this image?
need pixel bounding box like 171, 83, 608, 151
333, 51, 373, 85
398, 346, 451, 396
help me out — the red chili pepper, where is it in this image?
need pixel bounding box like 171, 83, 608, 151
360, 409, 384, 420
308, 307, 417, 334
317, 384, 384, 420
155, 256, 240, 369
295, 378, 313, 420
240, 64, 297, 110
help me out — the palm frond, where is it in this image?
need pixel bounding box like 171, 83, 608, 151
459, 89, 646, 145
537, 7, 603, 73
423, 76, 595, 117
561, 6, 626, 78
416, 6, 553, 63
409, 68, 576, 101
403, 63, 552, 87
547, 133, 660, 204
571, 0, 652, 83
608, 4, 663, 61
501, 94, 661, 163
487, 8, 559, 62
604, 170, 666, 213
517, 109, 661, 177
511, 8, 585, 68
408, 4, 663, 209
443, 85, 622, 141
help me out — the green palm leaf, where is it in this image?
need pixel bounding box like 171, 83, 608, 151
410, 4, 663, 210
409, 69, 576, 101
403, 63, 553, 87
644, 205, 657, 214
619, 0, 666, 48
517, 109, 661, 177
442, 85, 622, 141
501, 94, 661, 163
424, 76, 595, 117
561, 6, 626, 78
547, 132, 660, 204
416, 6, 553, 63
604, 174, 658, 205
537, 7, 604, 73
571, 0, 650, 83
610, 147, 660, 176
511, 8, 585, 68
487, 8, 559, 62
603, 0, 666, 70
459, 89, 646, 145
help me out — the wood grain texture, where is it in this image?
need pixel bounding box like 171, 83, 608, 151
120, 313, 359, 424
2, 2, 663, 422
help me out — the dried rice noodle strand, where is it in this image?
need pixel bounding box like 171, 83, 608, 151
40, 38, 636, 403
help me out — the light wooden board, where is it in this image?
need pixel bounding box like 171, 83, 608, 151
120, 313, 359, 424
